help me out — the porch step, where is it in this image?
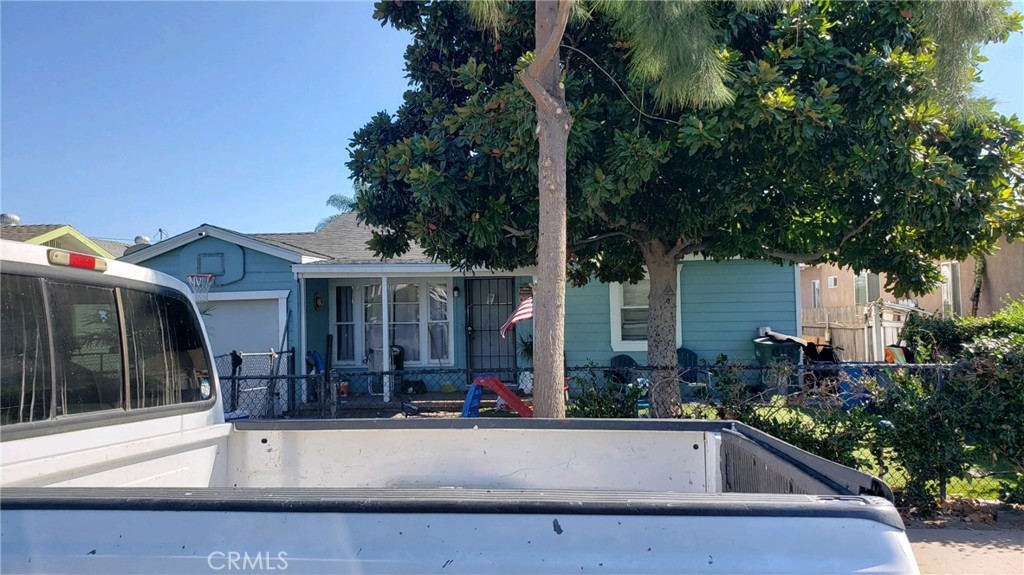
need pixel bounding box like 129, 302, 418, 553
405, 392, 500, 413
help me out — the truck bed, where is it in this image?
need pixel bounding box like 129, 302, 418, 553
1, 420, 914, 574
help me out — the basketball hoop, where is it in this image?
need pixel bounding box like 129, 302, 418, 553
186, 274, 215, 315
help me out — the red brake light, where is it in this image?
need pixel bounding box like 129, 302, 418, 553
47, 249, 109, 272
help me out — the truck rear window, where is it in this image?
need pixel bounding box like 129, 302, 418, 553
1, 273, 213, 427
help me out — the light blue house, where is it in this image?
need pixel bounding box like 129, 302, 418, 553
122, 214, 800, 395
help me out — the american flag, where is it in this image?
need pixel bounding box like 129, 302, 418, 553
499, 297, 533, 338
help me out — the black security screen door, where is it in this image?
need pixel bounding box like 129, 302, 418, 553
466, 278, 517, 384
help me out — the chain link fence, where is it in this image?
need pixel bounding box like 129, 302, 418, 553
214, 350, 294, 420
208, 358, 1017, 507
563, 360, 1014, 508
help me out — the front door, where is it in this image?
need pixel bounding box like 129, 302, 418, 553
466, 278, 517, 384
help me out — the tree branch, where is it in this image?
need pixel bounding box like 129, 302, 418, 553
667, 238, 693, 260
503, 225, 535, 237
570, 231, 635, 250
766, 213, 879, 265
518, 1, 572, 114
766, 250, 828, 264
560, 44, 681, 126
532, 0, 572, 75
518, 69, 560, 114
839, 212, 878, 246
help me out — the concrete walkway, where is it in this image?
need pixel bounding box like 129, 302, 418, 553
908, 529, 1023, 575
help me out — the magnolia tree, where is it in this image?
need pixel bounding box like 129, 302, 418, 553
348, 0, 1024, 416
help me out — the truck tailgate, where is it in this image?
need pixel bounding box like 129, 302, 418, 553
1, 487, 918, 574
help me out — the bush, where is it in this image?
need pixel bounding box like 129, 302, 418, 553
567, 372, 645, 419
902, 296, 1024, 361
872, 372, 973, 510
999, 474, 1024, 504
743, 402, 879, 469
703, 356, 880, 470
896, 297, 1024, 506
948, 354, 1024, 476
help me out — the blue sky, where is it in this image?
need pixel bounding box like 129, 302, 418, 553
2, 2, 1022, 244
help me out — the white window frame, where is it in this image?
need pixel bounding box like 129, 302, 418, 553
329, 279, 454, 367
940, 262, 962, 316
609, 280, 650, 353
811, 280, 822, 309
827, 275, 839, 289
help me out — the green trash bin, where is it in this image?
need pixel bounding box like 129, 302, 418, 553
753, 337, 803, 366
753, 337, 803, 394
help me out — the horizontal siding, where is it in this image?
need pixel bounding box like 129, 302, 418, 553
133, 250, 182, 278
563, 260, 798, 367
683, 291, 796, 304
681, 260, 797, 363
564, 281, 617, 366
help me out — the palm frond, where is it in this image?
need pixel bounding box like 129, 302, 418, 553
316, 194, 357, 231
326, 194, 357, 212
315, 215, 339, 232
569, 0, 594, 25
921, 0, 1017, 118
600, 0, 733, 110
466, 0, 513, 36
733, 0, 785, 13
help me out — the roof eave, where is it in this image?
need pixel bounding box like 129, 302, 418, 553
292, 262, 536, 278
26, 226, 115, 258
119, 224, 308, 264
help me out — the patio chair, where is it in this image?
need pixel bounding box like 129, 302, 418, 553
605, 354, 638, 384
678, 346, 711, 400
677, 347, 700, 384
604, 354, 638, 401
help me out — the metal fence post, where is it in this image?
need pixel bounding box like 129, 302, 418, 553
329, 371, 337, 418
288, 376, 296, 416
265, 377, 273, 419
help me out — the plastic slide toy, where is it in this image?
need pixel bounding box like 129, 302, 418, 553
462, 376, 533, 417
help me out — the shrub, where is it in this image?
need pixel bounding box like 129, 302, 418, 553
896, 297, 1024, 506
704, 356, 880, 470
743, 402, 880, 469
903, 296, 1024, 361
567, 372, 645, 419
872, 372, 973, 510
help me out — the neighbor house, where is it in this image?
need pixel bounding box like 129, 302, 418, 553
801, 237, 1023, 317
0, 220, 129, 258
122, 214, 801, 394
799, 238, 1023, 360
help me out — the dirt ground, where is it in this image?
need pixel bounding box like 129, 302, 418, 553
903, 500, 1024, 531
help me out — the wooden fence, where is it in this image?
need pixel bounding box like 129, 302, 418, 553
802, 305, 908, 362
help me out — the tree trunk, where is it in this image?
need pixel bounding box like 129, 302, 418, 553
524, 0, 571, 418
970, 253, 986, 317
640, 240, 682, 417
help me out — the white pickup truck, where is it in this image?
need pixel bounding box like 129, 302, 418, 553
0, 240, 919, 574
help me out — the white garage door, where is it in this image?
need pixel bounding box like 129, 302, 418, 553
201, 299, 282, 358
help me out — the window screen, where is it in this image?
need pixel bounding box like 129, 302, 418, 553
621, 279, 650, 341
